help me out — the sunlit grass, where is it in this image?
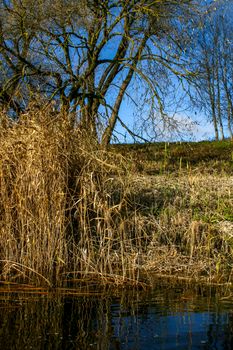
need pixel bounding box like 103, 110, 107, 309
112, 139, 233, 174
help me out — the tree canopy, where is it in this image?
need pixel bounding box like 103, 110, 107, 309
0, 0, 205, 144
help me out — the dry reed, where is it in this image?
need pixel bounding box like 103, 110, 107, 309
0, 106, 147, 287
0, 107, 232, 287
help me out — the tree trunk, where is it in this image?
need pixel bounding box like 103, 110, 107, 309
216, 64, 224, 140
227, 101, 233, 139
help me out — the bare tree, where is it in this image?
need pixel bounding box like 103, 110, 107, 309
219, 16, 233, 139
192, 0, 233, 140
0, 0, 199, 144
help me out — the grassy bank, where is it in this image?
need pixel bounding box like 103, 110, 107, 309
0, 109, 232, 287
113, 140, 233, 283
111, 139, 233, 174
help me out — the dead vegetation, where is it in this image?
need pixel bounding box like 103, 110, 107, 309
0, 107, 147, 287
128, 173, 233, 283
0, 108, 232, 287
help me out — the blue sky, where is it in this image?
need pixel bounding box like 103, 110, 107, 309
110, 0, 233, 144
113, 102, 217, 143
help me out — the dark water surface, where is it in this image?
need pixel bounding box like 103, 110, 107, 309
0, 280, 232, 350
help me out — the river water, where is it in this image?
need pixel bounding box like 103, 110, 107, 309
0, 280, 232, 349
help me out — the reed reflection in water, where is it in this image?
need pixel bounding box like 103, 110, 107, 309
0, 284, 232, 349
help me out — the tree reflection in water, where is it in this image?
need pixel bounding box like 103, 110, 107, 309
0, 283, 232, 349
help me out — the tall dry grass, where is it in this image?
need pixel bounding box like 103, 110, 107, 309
0, 107, 147, 287
0, 108, 70, 285
0, 107, 232, 287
